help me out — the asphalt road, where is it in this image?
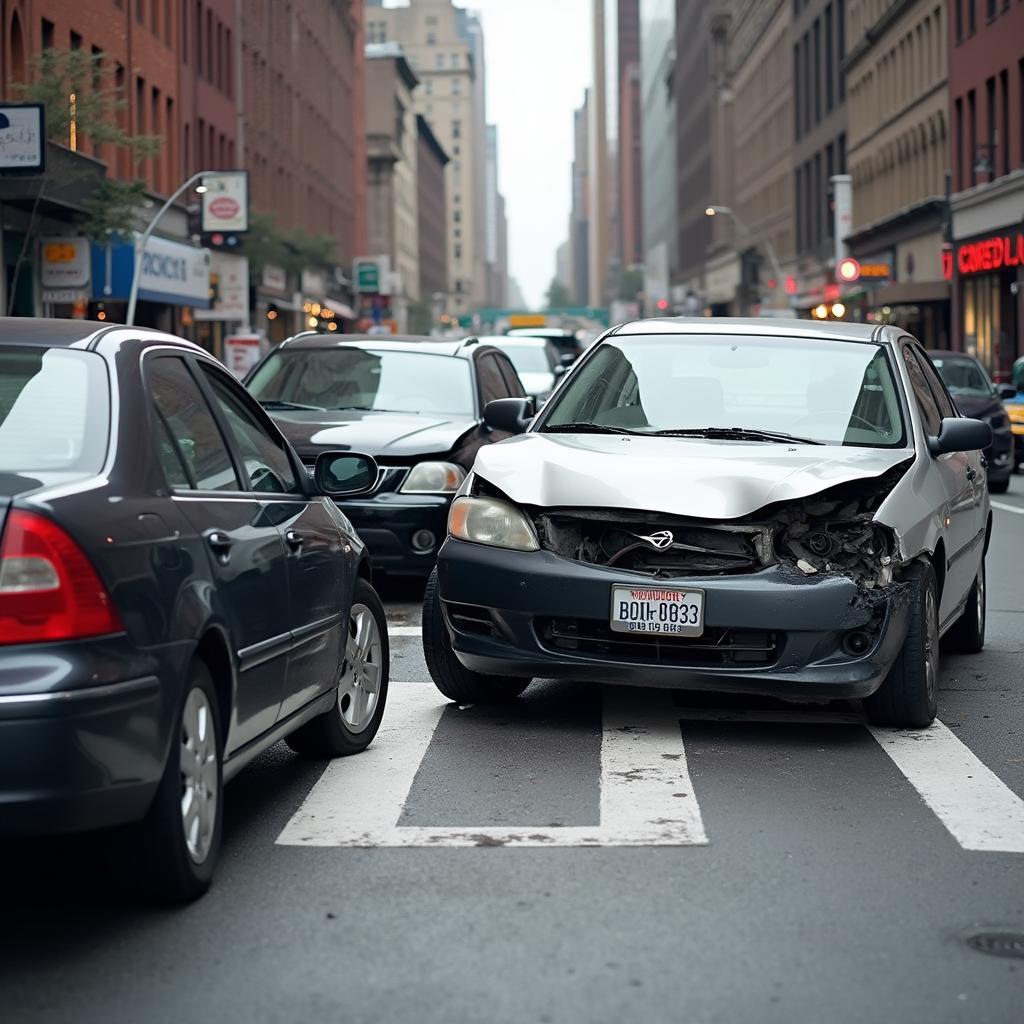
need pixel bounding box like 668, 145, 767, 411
4, 479, 1024, 1023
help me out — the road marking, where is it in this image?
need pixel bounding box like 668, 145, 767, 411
870, 721, 1024, 853
675, 707, 866, 725
276, 684, 707, 848
387, 625, 421, 637
991, 501, 1024, 516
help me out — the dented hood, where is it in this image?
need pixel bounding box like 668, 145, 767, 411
473, 433, 914, 520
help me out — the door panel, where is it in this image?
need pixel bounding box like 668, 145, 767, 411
146, 355, 290, 752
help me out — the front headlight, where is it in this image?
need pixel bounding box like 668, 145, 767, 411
401, 462, 466, 494
448, 496, 540, 551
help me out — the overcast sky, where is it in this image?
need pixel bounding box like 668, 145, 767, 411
383, 0, 593, 309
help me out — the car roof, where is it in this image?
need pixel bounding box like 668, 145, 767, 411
277, 332, 484, 359
0, 317, 208, 354
612, 316, 882, 343
506, 328, 576, 338
477, 334, 547, 347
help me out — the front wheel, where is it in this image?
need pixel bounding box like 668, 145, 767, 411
423, 568, 531, 704
286, 579, 390, 758
989, 477, 1010, 494
864, 561, 939, 729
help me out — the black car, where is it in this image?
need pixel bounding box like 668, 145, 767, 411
246, 333, 527, 577
0, 319, 388, 902
927, 350, 1015, 493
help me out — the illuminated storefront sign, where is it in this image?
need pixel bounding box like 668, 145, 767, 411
944, 232, 1024, 278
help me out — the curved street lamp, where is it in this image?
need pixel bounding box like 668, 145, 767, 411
704, 205, 786, 308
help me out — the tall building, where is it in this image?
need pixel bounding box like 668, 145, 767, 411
845, 1, 950, 347
495, 191, 509, 308
640, 0, 676, 311
617, 0, 643, 271
570, 93, 592, 305
791, 0, 848, 314
588, 0, 612, 306
674, 0, 714, 309
484, 123, 509, 307
947, 0, 1024, 379
368, 0, 488, 319
365, 42, 421, 333
417, 114, 450, 315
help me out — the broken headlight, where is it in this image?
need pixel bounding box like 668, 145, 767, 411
449, 496, 540, 552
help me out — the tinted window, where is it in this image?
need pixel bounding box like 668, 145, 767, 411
544, 334, 906, 448
247, 348, 474, 416
916, 352, 964, 417
902, 345, 942, 435
148, 357, 240, 491
201, 367, 300, 495
929, 355, 993, 399
0, 347, 109, 474
495, 354, 527, 398
477, 354, 510, 405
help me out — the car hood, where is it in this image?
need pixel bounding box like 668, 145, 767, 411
472, 433, 915, 520
518, 371, 556, 397
268, 409, 477, 459
949, 393, 1001, 419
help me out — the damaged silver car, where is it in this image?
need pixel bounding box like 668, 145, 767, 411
423, 319, 993, 728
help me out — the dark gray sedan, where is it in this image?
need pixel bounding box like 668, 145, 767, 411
0, 319, 386, 901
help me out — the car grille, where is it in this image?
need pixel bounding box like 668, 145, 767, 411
537, 617, 781, 667
533, 510, 771, 578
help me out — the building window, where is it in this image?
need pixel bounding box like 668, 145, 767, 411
813, 18, 821, 125
1019, 59, 1024, 169
955, 96, 964, 187
1000, 70, 1009, 176
137, 0, 145, 25
968, 0, 975, 35
454, 210, 462, 223
968, 87, 977, 185
41, 18, 55, 49
452, 120, 461, 139
453, 144, 461, 155
70, 30, 82, 50
793, 43, 801, 140
181, 0, 188, 62
425, 79, 433, 95
451, 54, 459, 68
427, 31, 437, 45
435, 54, 444, 69
837, 0, 846, 98
824, 4, 833, 113
955, 0, 963, 41
454, 244, 462, 260
452, 77, 461, 94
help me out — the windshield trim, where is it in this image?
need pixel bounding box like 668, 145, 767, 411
533, 332, 909, 450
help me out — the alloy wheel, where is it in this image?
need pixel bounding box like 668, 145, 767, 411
977, 563, 986, 636
339, 603, 383, 733
924, 583, 939, 704
180, 687, 218, 864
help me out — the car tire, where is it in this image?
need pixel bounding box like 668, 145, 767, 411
989, 477, 1010, 494
943, 560, 986, 655
286, 579, 390, 759
423, 568, 531, 703
864, 561, 939, 729
139, 660, 224, 904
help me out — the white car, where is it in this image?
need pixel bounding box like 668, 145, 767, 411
478, 336, 566, 402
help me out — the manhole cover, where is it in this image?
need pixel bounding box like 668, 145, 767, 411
964, 931, 1024, 959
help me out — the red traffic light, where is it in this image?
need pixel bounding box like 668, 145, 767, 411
656, 299, 669, 311
836, 257, 861, 282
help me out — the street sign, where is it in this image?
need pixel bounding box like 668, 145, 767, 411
40, 237, 90, 289
224, 333, 263, 379
354, 256, 391, 295
201, 171, 249, 233
0, 103, 46, 173
194, 252, 250, 322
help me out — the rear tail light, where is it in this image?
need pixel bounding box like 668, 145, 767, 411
0, 510, 123, 644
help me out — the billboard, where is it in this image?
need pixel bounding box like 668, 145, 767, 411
201, 172, 249, 234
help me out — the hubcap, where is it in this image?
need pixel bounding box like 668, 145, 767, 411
339, 604, 382, 733
977, 563, 986, 635
180, 687, 218, 864
924, 583, 939, 704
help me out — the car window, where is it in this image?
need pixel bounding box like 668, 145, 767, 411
148, 356, 241, 491
0, 347, 109, 475
495, 354, 526, 397
902, 345, 943, 436
200, 366, 301, 495
929, 355, 995, 399
543, 334, 906, 448
154, 413, 191, 489
913, 350, 958, 419
477, 354, 511, 406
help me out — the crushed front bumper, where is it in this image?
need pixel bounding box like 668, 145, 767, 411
436, 539, 912, 700
340, 493, 453, 576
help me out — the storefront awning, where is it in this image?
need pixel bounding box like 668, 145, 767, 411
324, 299, 356, 319
90, 234, 211, 308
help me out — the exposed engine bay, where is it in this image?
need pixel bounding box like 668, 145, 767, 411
528, 462, 910, 589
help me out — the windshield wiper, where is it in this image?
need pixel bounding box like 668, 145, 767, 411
650, 426, 825, 445
542, 422, 648, 435
258, 399, 325, 411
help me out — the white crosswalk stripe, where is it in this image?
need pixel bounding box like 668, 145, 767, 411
277, 680, 1024, 853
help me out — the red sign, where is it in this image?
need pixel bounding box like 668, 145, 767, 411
836, 257, 861, 282
947, 232, 1024, 278
208, 196, 241, 221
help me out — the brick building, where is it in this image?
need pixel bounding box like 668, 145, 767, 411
947, 0, 1024, 379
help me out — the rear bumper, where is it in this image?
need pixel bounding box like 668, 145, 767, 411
436, 540, 911, 701
340, 493, 453, 576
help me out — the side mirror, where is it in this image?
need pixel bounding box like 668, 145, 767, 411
996, 383, 1017, 401
314, 451, 379, 496
927, 417, 992, 456
552, 364, 567, 378
484, 397, 535, 434
559, 352, 576, 367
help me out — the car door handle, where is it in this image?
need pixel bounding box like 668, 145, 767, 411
284, 529, 304, 552
966, 467, 978, 481
206, 530, 233, 565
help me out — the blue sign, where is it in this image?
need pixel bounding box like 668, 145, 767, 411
91, 236, 211, 308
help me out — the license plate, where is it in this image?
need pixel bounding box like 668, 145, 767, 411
609, 585, 705, 637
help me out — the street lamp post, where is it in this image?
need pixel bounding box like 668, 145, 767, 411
704, 205, 786, 309
126, 170, 215, 326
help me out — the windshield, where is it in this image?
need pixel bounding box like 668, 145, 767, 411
495, 344, 553, 375
247, 348, 475, 416
929, 355, 994, 398
0, 347, 109, 475
541, 334, 907, 448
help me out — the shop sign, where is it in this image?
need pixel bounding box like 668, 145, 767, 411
195, 252, 250, 322
224, 333, 263, 380
0, 104, 45, 173
859, 262, 892, 279
354, 257, 391, 295
946, 232, 1024, 278
301, 268, 326, 298
40, 237, 90, 289
201, 171, 249, 233
262, 264, 288, 294
90, 235, 211, 307
43, 288, 88, 305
